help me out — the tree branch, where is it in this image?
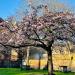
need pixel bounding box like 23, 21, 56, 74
0, 42, 47, 49
33, 30, 46, 46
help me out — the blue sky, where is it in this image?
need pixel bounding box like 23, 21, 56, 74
0, 0, 75, 19
0, 0, 20, 19
59, 0, 75, 11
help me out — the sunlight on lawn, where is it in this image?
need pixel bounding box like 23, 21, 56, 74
0, 68, 75, 75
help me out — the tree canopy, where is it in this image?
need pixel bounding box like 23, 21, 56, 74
0, 11, 75, 48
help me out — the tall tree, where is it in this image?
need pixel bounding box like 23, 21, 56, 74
0, 11, 75, 75
0, 1, 75, 74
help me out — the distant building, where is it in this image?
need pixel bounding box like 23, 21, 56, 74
22, 42, 75, 72
0, 41, 75, 72
0, 18, 4, 23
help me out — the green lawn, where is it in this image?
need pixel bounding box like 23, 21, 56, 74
0, 68, 74, 75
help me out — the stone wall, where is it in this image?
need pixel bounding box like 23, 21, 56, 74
27, 53, 75, 72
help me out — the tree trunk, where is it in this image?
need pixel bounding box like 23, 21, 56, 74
17, 50, 23, 68
38, 54, 41, 69
26, 46, 30, 66
47, 50, 53, 75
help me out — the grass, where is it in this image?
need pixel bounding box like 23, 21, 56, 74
0, 68, 74, 75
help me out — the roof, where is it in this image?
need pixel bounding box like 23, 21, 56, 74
0, 18, 4, 23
